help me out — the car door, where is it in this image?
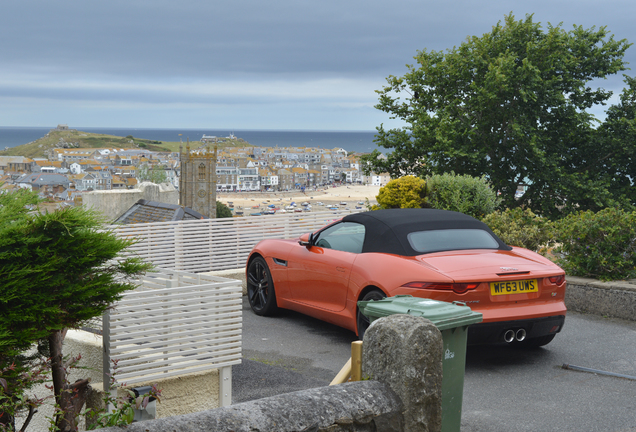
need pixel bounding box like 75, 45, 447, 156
287, 221, 365, 311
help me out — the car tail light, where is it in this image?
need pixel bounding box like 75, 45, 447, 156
548, 275, 565, 285
402, 282, 479, 294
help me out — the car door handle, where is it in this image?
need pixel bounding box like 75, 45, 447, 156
336, 266, 346, 272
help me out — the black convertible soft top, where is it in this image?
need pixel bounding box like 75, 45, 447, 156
342, 208, 511, 256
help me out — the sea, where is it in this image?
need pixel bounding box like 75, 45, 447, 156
0, 127, 383, 154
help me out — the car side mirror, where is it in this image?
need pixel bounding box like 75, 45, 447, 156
298, 233, 313, 247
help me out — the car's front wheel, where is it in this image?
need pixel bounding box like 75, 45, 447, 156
247, 257, 279, 316
356, 289, 386, 340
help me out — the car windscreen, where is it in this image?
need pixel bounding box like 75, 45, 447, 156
407, 228, 500, 253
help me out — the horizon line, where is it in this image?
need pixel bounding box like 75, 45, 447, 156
0, 126, 379, 133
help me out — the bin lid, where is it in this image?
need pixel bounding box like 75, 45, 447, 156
358, 295, 483, 330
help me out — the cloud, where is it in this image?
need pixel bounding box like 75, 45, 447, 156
0, 0, 635, 128
0, 70, 382, 105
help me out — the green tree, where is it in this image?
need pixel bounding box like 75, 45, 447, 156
362, 13, 632, 218
137, 163, 168, 184
593, 76, 636, 210
0, 190, 151, 431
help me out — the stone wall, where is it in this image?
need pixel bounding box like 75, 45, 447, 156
82, 182, 178, 222
565, 276, 636, 321
96, 381, 403, 432
97, 315, 444, 432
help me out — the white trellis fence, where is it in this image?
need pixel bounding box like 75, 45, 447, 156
102, 268, 243, 407
109, 208, 363, 273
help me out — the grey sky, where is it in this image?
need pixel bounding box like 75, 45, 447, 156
1, 0, 635, 130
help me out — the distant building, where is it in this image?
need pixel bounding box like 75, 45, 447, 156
366, 172, 391, 186
238, 161, 260, 191
16, 173, 71, 196
71, 173, 97, 191
31, 160, 64, 173
0, 156, 32, 174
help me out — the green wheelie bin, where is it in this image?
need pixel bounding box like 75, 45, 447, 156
358, 295, 483, 432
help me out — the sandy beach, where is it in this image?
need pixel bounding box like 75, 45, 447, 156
216, 184, 381, 214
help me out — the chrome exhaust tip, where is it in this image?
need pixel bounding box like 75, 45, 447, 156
504, 329, 515, 343
516, 328, 527, 342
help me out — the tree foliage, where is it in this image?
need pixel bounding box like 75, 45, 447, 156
0, 192, 150, 354
594, 76, 636, 209
137, 163, 168, 184
553, 208, 636, 281
482, 207, 555, 252
375, 176, 428, 209
0, 189, 152, 431
361, 13, 633, 218
425, 173, 499, 219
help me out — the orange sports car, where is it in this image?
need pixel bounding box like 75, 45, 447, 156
246, 208, 566, 347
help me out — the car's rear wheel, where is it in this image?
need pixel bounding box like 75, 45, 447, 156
518, 333, 556, 348
357, 289, 386, 340
247, 257, 279, 316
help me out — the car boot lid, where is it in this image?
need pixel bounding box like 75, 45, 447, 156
417, 249, 560, 279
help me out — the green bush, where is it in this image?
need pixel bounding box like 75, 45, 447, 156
482, 208, 555, 252
426, 173, 500, 219
553, 208, 636, 281
376, 176, 428, 209
216, 201, 233, 218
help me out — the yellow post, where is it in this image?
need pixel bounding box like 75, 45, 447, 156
329, 358, 352, 386
351, 341, 363, 381
330, 341, 364, 385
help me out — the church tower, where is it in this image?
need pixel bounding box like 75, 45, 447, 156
179, 140, 217, 218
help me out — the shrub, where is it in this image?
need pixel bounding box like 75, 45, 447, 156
426, 173, 500, 219
482, 207, 555, 252
0, 189, 151, 430
553, 208, 636, 281
375, 176, 428, 209
216, 201, 233, 218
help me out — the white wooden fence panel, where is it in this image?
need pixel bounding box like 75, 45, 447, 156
107, 208, 363, 273
111, 332, 240, 358
102, 268, 242, 387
